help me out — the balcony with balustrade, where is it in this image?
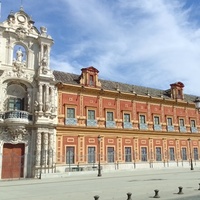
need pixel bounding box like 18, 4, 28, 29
0, 110, 33, 124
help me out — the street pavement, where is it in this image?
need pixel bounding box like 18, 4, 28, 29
1, 167, 200, 200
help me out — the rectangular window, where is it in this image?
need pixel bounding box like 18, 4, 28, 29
156, 147, 162, 161
169, 148, 175, 161
107, 112, 114, 121
107, 147, 114, 163
8, 98, 24, 110
181, 148, 187, 160
88, 110, 95, 120
167, 117, 173, 126
179, 119, 184, 126
154, 116, 160, 125
67, 108, 75, 118
194, 148, 198, 160
66, 146, 75, 164
191, 120, 196, 127
88, 147, 96, 163
125, 147, 132, 162
124, 113, 130, 122
140, 115, 146, 124
141, 147, 147, 161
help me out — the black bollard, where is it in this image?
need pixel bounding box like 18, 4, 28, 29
178, 186, 183, 194
127, 192, 132, 200
94, 195, 99, 200
198, 183, 200, 190
153, 189, 160, 198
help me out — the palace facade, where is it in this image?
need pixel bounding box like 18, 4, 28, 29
0, 9, 57, 179
54, 67, 200, 172
1, 8, 200, 179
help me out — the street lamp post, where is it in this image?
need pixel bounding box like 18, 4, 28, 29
188, 138, 194, 170
97, 135, 102, 177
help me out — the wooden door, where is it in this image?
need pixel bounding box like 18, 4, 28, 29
1, 143, 25, 179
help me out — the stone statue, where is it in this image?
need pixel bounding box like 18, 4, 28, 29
16, 48, 23, 62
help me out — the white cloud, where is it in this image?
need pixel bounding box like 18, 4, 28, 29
2, 0, 200, 95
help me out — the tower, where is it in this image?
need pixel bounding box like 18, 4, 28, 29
0, 8, 57, 178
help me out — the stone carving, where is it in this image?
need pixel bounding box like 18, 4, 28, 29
13, 48, 26, 77
16, 27, 28, 40
0, 126, 28, 143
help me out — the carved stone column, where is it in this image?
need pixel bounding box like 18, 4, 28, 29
45, 84, 49, 112
38, 84, 43, 112
48, 132, 53, 166
35, 132, 42, 166
42, 132, 48, 166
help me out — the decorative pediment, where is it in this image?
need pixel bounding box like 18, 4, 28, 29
80, 66, 101, 87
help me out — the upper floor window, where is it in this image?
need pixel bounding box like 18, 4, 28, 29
124, 113, 130, 122
140, 115, 146, 124
191, 120, 196, 127
154, 116, 160, 125
179, 119, 184, 127
8, 98, 24, 111
167, 117, 173, 126
107, 111, 114, 121
67, 108, 75, 118
88, 110, 95, 120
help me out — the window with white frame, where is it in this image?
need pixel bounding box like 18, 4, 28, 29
125, 147, 132, 162
66, 146, 75, 164
107, 147, 115, 162
67, 108, 75, 118
141, 147, 147, 161
191, 120, 196, 127
140, 115, 146, 124
169, 147, 175, 161
107, 111, 114, 121
154, 116, 160, 125
181, 148, 187, 160
194, 148, 198, 160
179, 119, 184, 127
124, 113, 130, 122
88, 110, 95, 120
88, 147, 96, 163
156, 147, 162, 161
167, 117, 173, 126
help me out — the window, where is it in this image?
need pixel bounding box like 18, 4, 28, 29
124, 113, 130, 122
88, 147, 96, 163
169, 148, 175, 161
125, 147, 132, 162
141, 147, 147, 161
107, 112, 114, 121
191, 120, 196, 127
156, 147, 162, 161
140, 115, 146, 124
167, 118, 173, 126
107, 147, 114, 163
8, 98, 24, 110
67, 108, 75, 118
89, 75, 94, 86
194, 148, 198, 160
179, 119, 184, 127
88, 110, 95, 120
154, 116, 160, 125
181, 148, 187, 160
66, 146, 75, 164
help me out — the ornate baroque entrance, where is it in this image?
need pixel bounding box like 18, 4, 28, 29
2, 143, 25, 179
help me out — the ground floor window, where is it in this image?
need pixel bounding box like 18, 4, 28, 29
107, 147, 115, 163
88, 147, 96, 163
181, 148, 187, 160
66, 146, 75, 164
169, 148, 175, 161
194, 148, 198, 160
156, 147, 162, 161
141, 147, 147, 161
125, 147, 132, 162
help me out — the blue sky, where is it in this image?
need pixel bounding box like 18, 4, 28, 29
1, 0, 200, 95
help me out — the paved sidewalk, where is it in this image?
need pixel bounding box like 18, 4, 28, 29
1, 167, 200, 199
